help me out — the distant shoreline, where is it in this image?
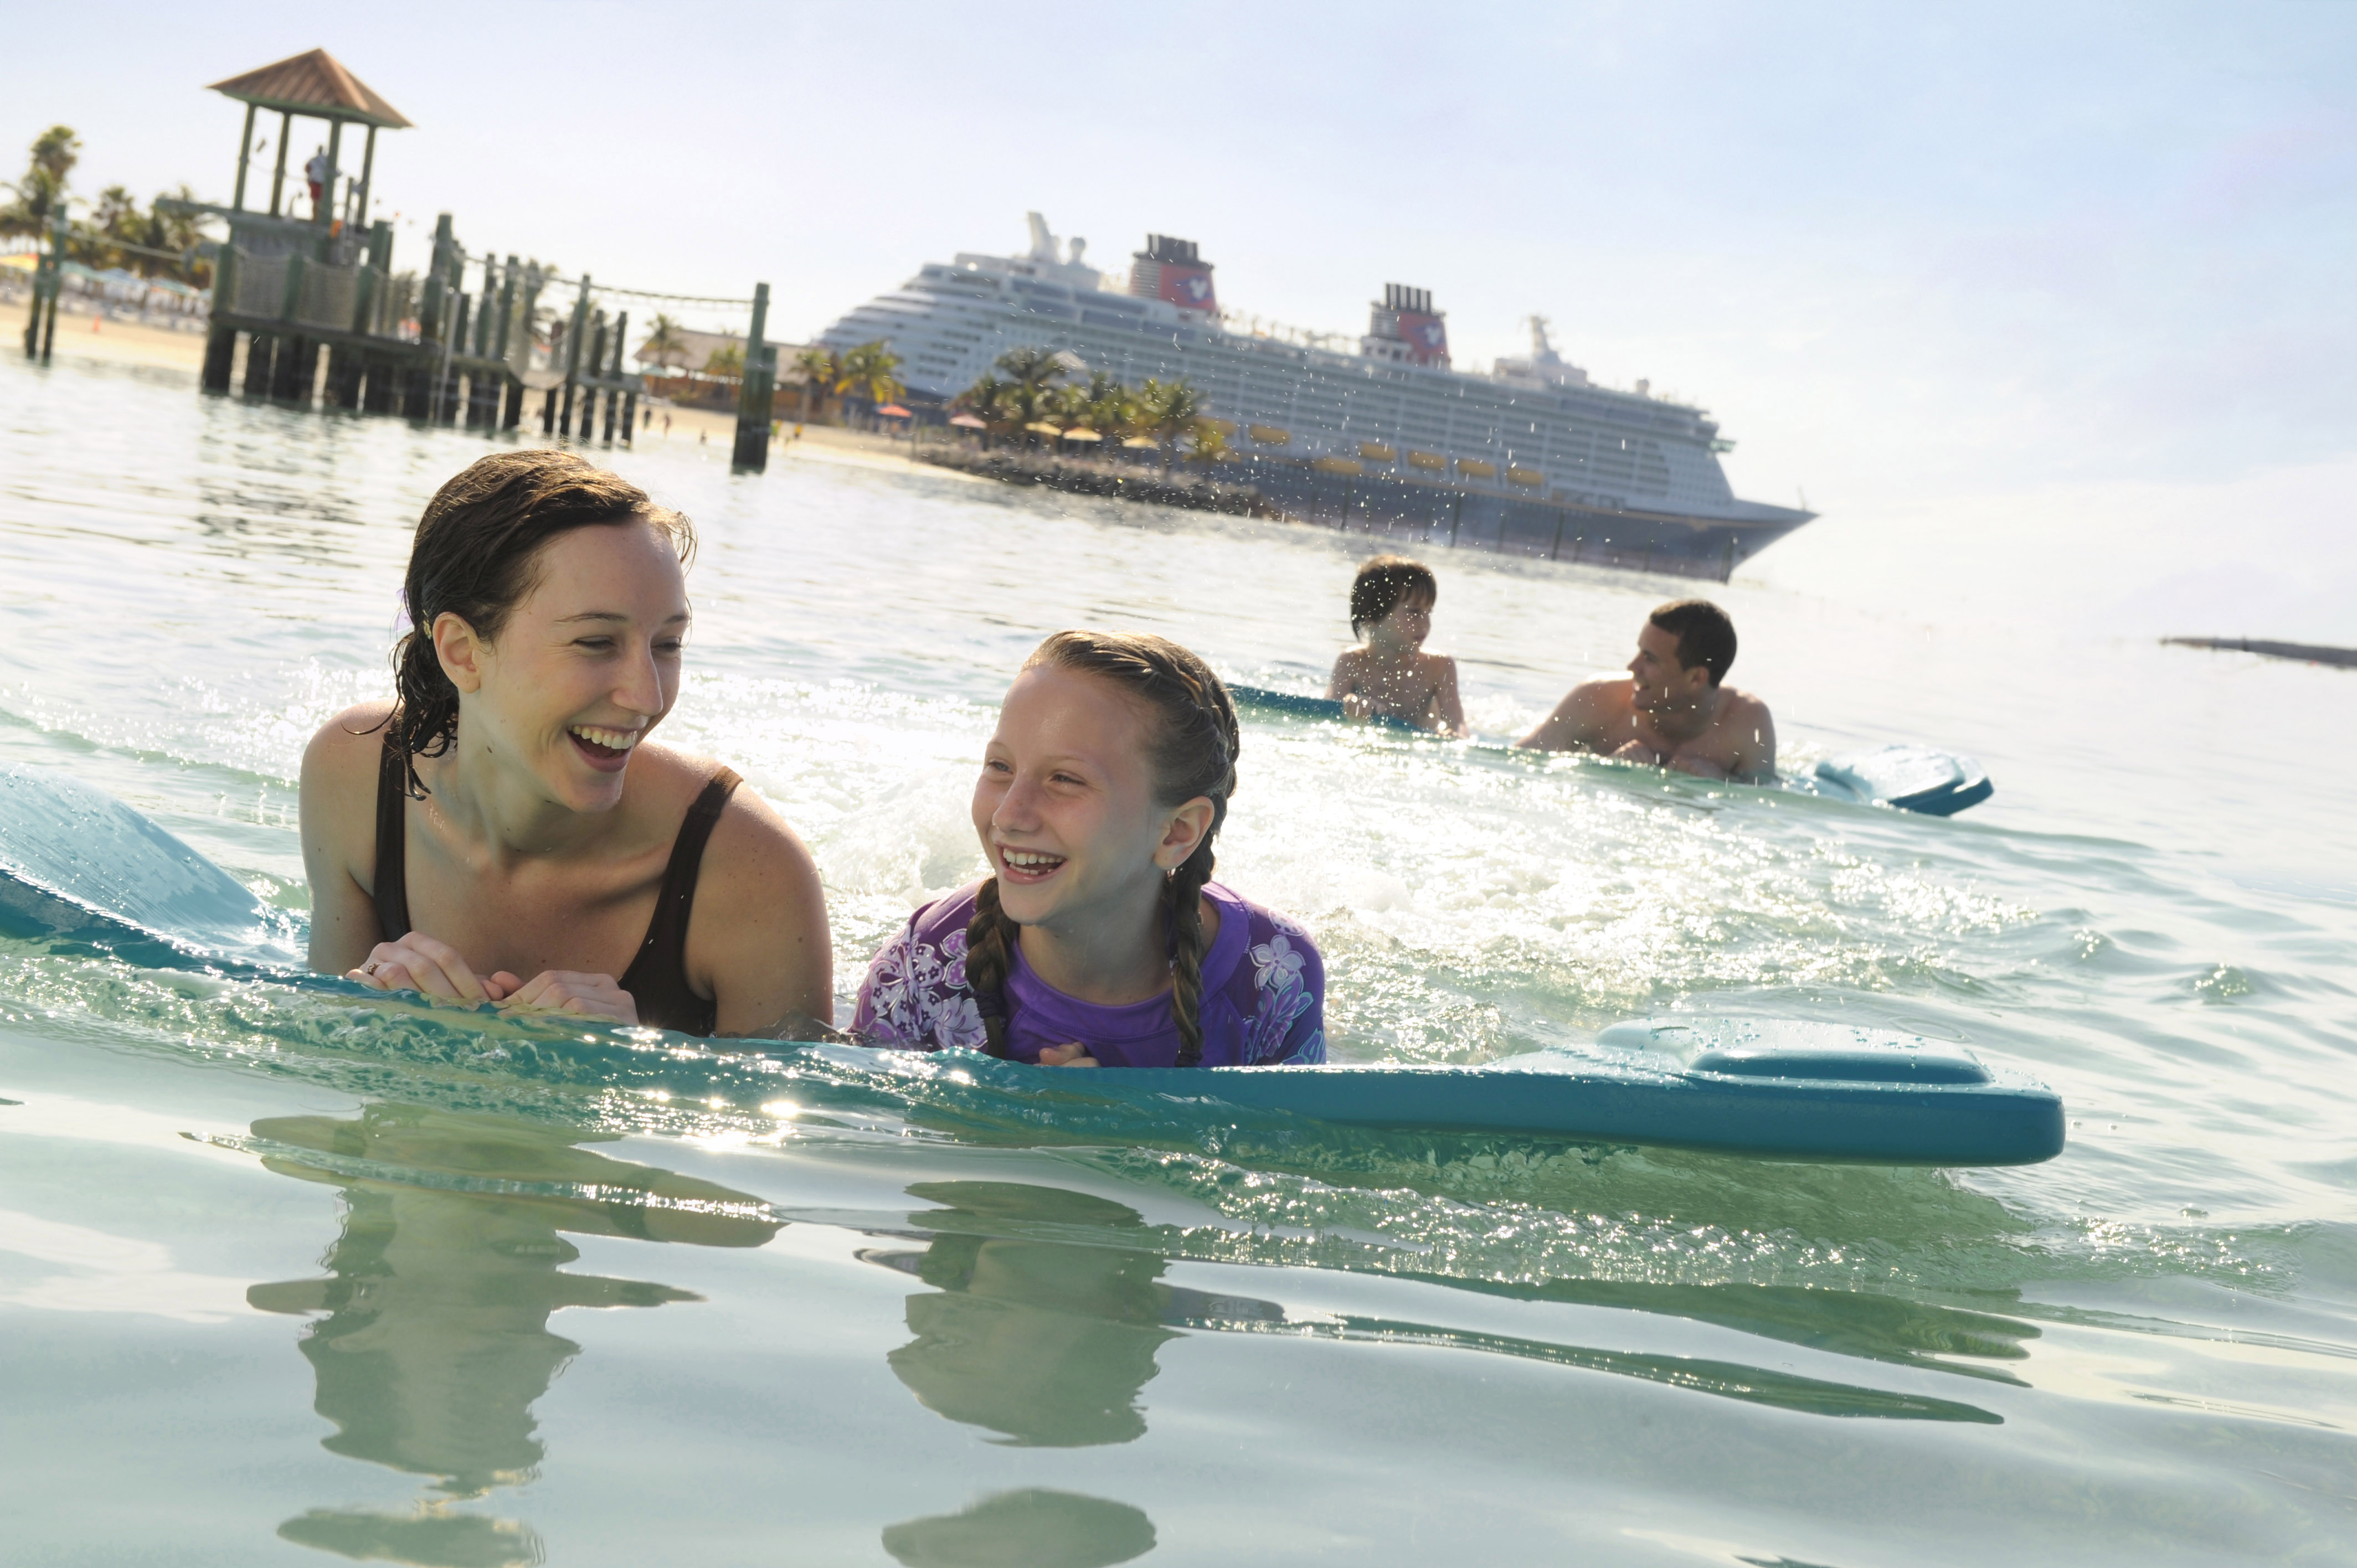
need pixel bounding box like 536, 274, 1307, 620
2163, 636, 2357, 670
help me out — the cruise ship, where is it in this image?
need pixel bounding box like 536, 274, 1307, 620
817, 214, 1814, 577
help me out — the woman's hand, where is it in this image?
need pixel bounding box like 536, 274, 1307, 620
347, 933, 522, 1006
1037, 1042, 1100, 1067
501, 971, 640, 1027
1339, 692, 1372, 721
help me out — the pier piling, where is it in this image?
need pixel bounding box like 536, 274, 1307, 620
732, 283, 773, 472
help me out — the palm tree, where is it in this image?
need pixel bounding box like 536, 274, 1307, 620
991, 345, 1069, 445
639, 313, 688, 376
956, 372, 1013, 445
794, 345, 840, 424
142, 186, 205, 285
993, 344, 1067, 387
0, 125, 79, 239
703, 342, 745, 380
1138, 378, 1206, 473
79, 184, 140, 270
1049, 370, 1135, 457
833, 341, 906, 425
1185, 425, 1231, 467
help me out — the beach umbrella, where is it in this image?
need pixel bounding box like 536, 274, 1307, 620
877, 403, 913, 419
948, 413, 988, 430
1120, 436, 1158, 450
1024, 421, 1063, 437
1061, 427, 1102, 443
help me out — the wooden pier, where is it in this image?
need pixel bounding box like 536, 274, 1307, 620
115, 47, 780, 467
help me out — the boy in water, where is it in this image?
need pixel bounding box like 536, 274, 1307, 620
1326, 555, 1466, 736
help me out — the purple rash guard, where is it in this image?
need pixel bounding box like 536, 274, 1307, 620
852, 880, 1327, 1067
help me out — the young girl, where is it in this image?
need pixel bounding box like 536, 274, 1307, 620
1326, 555, 1466, 736
853, 631, 1325, 1068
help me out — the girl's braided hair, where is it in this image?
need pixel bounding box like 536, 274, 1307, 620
379, 450, 694, 797
964, 630, 1241, 1066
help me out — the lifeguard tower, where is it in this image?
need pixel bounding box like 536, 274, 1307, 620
174, 48, 538, 425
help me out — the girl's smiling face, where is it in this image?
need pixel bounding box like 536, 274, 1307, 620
972, 664, 1209, 932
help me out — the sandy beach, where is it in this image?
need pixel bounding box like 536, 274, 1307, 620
0, 295, 208, 375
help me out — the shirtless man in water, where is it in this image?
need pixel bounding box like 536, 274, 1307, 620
1518, 599, 1777, 782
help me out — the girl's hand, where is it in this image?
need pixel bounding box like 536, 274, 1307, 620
501, 971, 640, 1027
1037, 1042, 1100, 1067
347, 934, 523, 1006
1339, 692, 1372, 721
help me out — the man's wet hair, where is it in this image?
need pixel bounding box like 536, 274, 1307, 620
1350, 555, 1438, 637
1648, 599, 1737, 685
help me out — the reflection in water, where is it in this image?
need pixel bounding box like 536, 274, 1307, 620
883, 1489, 1156, 1568
274, 1508, 543, 1568
863, 1182, 1280, 1447
245, 1105, 780, 1566
857, 1180, 2003, 1430
1453, 1274, 2040, 1385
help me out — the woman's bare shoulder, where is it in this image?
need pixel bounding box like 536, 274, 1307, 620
690, 777, 825, 933
303, 702, 395, 780
706, 777, 816, 871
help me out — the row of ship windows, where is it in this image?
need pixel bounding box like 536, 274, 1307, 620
923, 316, 1698, 434
925, 333, 1687, 471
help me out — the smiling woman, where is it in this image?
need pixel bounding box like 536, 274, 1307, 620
297, 451, 831, 1037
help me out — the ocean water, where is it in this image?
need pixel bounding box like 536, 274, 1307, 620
2, 355, 2354, 1567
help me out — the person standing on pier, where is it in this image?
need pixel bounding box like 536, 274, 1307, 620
304, 146, 331, 217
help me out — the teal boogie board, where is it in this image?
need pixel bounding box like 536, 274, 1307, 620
1103, 1018, 2063, 1165
1226, 685, 1994, 816
0, 764, 2059, 1165
0, 763, 297, 967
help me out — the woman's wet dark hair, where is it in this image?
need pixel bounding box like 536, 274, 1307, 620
963, 630, 1241, 1067
382, 450, 694, 795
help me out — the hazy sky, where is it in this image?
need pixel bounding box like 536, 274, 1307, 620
6, 2, 2354, 633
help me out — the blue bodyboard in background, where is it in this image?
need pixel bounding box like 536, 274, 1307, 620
1225, 685, 1994, 816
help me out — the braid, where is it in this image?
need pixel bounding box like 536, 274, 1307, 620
962, 876, 1022, 1058
1165, 839, 1217, 1066
1023, 630, 1241, 1067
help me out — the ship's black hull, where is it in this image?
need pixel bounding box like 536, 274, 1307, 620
1228, 456, 1812, 581
916, 446, 1813, 581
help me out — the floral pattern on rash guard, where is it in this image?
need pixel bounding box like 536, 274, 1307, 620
1244, 922, 1324, 1065
852, 881, 1327, 1068
858, 922, 987, 1052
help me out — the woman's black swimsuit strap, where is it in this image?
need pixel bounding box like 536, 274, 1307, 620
619, 767, 739, 1036
370, 736, 740, 1035
374, 733, 413, 941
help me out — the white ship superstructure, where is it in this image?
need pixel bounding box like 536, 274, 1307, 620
819, 214, 1812, 571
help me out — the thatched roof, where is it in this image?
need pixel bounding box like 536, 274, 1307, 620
635, 327, 804, 374
208, 49, 411, 130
